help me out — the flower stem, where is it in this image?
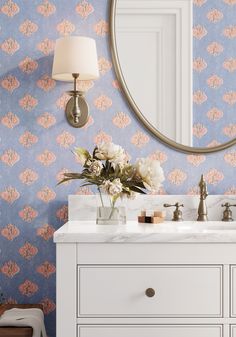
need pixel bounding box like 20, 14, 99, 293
98, 188, 104, 207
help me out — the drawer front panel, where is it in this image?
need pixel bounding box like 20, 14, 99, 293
231, 325, 236, 337
78, 265, 222, 317
78, 325, 222, 337
231, 266, 236, 317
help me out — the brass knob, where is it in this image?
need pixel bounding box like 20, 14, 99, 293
145, 288, 155, 298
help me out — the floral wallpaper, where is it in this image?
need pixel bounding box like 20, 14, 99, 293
0, 0, 236, 336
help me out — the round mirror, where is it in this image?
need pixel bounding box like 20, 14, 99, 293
110, 0, 236, 154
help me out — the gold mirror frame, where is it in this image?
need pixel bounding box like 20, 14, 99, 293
109, 0, 236, 154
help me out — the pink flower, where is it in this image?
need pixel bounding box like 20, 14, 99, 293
19, 242, 38, 260
56, 169, 71, 185
207, 9, 223, 23
19, 57, 38, 74
37, 150, 56, 166
19, 169, 38, 185
1, 149, 20, 166
19, 20, 38, 36
1, 75, 20, 92
76, 0, 94, 18
207, 140, 221, 148
223, 124, 236, 138
56, 19, 75, 36
37, 261, 56, 278
37, 0, 56, 17
223, 26, 236, 39
1, 224, 20, 241
187, 154, 206, 167
1, 261, 20, 278
37, 186, 56, 203
224, 0, 236, 4
56, 131, 75, 148
168, 169, 187, 185
94, 95, 112, 111
131, 131, 149, 148
76, 186, 93, 195
224, 151, 236, 167
193, 0, 206, 6
19, 280, 38, 297
223, 58, 236, 72
187, 186, 200, 195
193, 57, 207, 72
1, 38, 19, 55
193, 25, 207, 39
207, 75, 223, 89
149, 151, 168, 164
112, 80, 120, 90
193, 123, 208, 139
37, 112, 56, 128
37, 74, 55, 91
56, 205, 68, 222
98, 57, 112, 75
193, 90, 207, 104
1, 112, 19, 128
19, 206, 38, 222
112, 112, 131, 128
19, 131, 38, 148
1, 0, 19, 17
40, 298, 56, 315
207, 107, 223, 121
225, 187, 236, 195
1, 186, 20, 204
77, 80, 94, 92
37, 38, 55, 55
82, 115, 94, 129
223, 91, 236, 105
204, 169, 224, 185
94, 20, 109, 36
94, 131, 112, 145
207, 42, 224, 56
19, 94, 38, 111
56, 92, 70, 109
37, 224, 55, 241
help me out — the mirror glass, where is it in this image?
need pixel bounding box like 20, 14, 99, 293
113, 0, 236, 151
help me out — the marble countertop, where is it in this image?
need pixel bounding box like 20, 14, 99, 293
53, 221, 236, 243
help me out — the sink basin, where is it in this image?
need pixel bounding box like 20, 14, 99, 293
158, 221, 236, 232
204, 224, 236, 231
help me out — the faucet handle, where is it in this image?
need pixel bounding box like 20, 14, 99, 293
163, 203, 184, 222
221, 203, 236, 222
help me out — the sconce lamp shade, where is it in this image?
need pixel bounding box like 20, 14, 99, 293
52, 36, 99, 81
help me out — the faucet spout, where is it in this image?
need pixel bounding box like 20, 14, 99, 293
197, 174, 208, 221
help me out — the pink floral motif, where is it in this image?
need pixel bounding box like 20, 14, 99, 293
224, 0, 236, 4
1, 112, 19, 128
1, 0, 19, 17
37, 112, 56, 128
223, 124, 236, 138
98, 57, 112, 75
76, 186, 93, 195
19, 242, 38, 260
94, 95, 112, 111
112, 112, 131, 129
94, 20, 109, 36
223, 26, 236, 39
19, 94, 38, 111
1, 38, 19, 55
37, 38, 55, 55
224, 151, 236, 167
223, 58, 236, 72
77, 80, 94, 92
1, 186, 20, 204
207, 107, 223, 121
131, 131, 149, 148
1, 224, 20, 241
56, 169, 70, 184
19, 57, 38, 74
207, 9, 223, 23
149, 151, 168, 164
37, 261, 56, 278
19, 169, 38, 185
207, 42, 224, 56
187, 186, 200, 195
193, 25, 207, 39
112, 80, 120, 90
193, 123, 208, 139
168, 169, 187, 185
19, 20, 38, 36
40, 298, 56, 315
56, 93, 70, 109
37, 224, 55, 241
187, 155, 206, 167
193, 57, 207, 72
37, 0, 56, 17
76, 0, 94, 18
19, 280, 38, 297
4, 298, 17, 305
93, 131, 112, 145
37, 150, 56, 166
56, 131, 75, 148
207, 75, 223, 89
204, 169, 224, 185
223, 91, 236, 105
37, 74, 55, 91
1, 261, 20, 278
1, 149, 20, 166
225, 187, 236, 195
82, 115, 94, 129
37, 186, 56, 203
193, 0, 206, 6
56, 19, 75, 35
1, 75, 20, 93
207, 140, 221, 148
193, 90, 207, 104
19, 206, 38, 223
56, 205, 68, 222
19, 131, 38, 148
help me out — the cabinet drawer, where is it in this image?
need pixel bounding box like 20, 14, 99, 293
78, 325, 222, 337
78, 265, 222, 317
231, 325, 236, 337
231, 266, 236, 317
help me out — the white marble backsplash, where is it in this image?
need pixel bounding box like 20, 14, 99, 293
68, 194, 236, 222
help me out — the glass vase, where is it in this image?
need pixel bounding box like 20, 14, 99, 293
96, 206, 126, 225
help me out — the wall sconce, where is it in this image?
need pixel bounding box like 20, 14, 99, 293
52, 36, 99, 128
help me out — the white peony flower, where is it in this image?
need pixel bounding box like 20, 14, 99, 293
88, 160, 103, 176
95, 142, 126, 166
135, 158, 165, 191
102, 178, 123, 196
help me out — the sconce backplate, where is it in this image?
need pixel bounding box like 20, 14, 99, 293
65, 96, 89, 128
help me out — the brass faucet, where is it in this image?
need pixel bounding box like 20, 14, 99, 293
197, 174, 208, 221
